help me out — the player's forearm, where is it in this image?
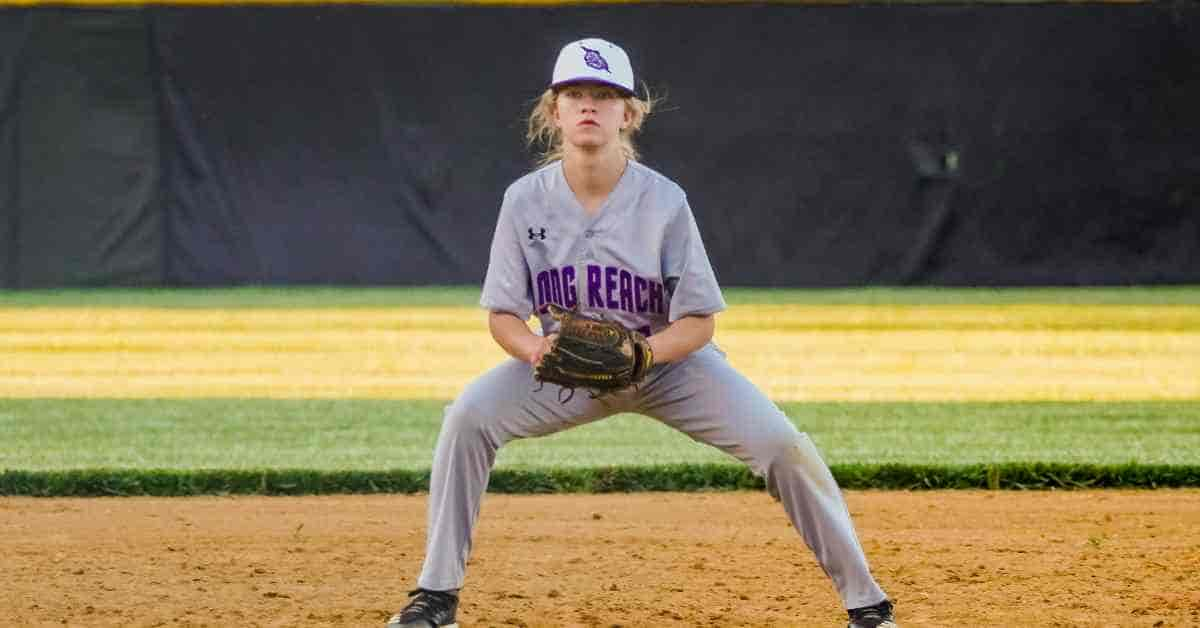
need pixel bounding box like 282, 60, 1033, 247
488, 310, 550, 365
647, 314, 714, 364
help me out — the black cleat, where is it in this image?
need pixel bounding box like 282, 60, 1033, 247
848, 598, 896, 628
386, 588, 459, 628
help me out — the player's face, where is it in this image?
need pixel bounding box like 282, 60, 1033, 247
553, 83, 631, 153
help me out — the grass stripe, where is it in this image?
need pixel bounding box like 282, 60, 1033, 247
3, 463, 1197, 497
2, 286, 1199, 308
5, 303, 1199, 332
2, 303, 1197, 400
2, 400, 1197, 470
0, 286, 482, 309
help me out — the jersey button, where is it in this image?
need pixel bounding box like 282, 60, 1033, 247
585, 229, 596, 238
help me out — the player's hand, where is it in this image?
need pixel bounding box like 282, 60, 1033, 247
529, 334, 557, 366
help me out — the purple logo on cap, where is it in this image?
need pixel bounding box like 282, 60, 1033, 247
580, 45, 611, 73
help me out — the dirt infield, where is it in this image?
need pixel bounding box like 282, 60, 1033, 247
2, 490, 1198, 627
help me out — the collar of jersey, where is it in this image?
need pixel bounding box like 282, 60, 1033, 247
553, 160, 636, 228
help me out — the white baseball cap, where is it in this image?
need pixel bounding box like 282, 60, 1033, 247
551, 38, 635, 96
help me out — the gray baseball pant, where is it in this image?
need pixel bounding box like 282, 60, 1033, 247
415, 344, 888, 610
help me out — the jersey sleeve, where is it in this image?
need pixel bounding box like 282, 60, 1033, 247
662, 196, 727, 322
479, 189, 534, 318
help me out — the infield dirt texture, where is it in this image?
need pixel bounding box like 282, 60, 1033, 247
2, 491, 1199, 627
2, 288, 1198, 626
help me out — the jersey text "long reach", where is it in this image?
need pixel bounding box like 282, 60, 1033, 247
534, 264, 666, 315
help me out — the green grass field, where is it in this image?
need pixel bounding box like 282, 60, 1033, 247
1, 399, 1196, 471
2, 286, 1198, 493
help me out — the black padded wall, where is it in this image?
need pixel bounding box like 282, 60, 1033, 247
1, 10, 161, 288
0, 5, 1197, 288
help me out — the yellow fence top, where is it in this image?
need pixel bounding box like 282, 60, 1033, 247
0, 0, 1148, 6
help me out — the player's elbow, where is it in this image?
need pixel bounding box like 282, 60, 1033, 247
488, 310, 534, 359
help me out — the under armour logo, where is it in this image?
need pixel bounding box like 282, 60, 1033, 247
581, 46, 611, 73
528, 227, 547, 240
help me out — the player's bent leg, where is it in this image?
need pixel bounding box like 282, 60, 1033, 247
636, 345, 890, 612
415, 358, 619, 593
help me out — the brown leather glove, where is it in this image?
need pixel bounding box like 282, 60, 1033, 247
534, 304, 654, 401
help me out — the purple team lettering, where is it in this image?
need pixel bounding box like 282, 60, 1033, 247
536, 265, 665, 315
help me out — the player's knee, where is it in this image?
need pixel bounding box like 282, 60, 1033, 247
761, 432, 840, 494
756, 430, 831, 483
440, 400, 498, 447
749, 427, 808, 466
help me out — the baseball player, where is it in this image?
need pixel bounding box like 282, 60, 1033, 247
388, 38, 896, 628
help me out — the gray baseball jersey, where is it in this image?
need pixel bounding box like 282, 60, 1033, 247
480, 160, 726, 337
412, 160, 888, 614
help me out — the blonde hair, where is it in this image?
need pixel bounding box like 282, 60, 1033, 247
525, 86, 656, 167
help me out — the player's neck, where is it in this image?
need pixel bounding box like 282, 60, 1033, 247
562, 148, 627, 215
